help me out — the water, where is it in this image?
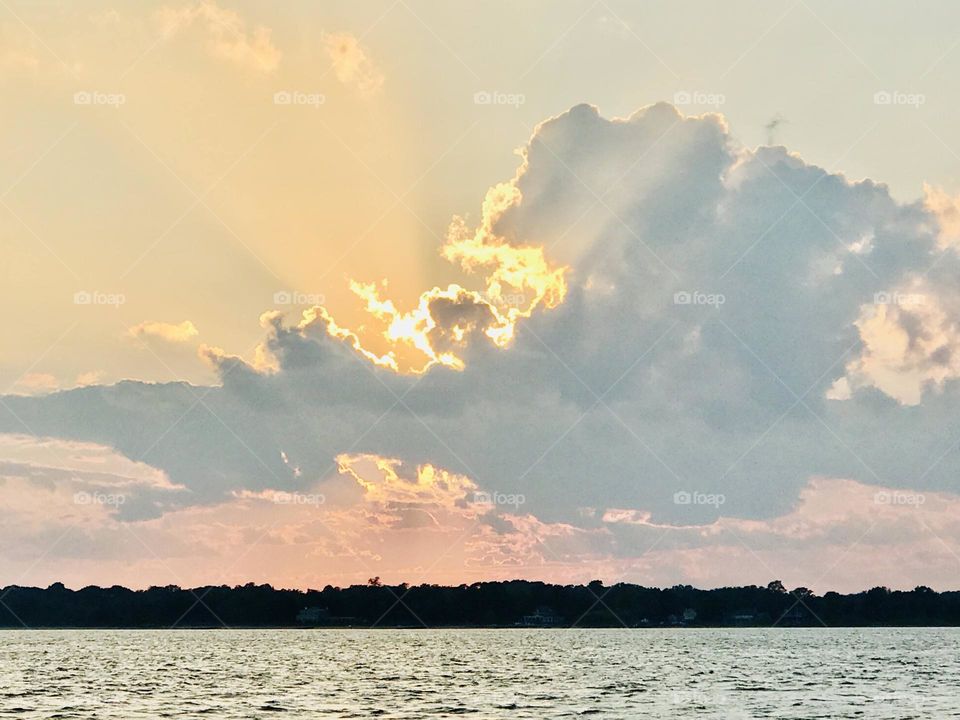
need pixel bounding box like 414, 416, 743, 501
1, 627, 956, 718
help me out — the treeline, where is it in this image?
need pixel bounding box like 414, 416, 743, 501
1, 580, 959, 628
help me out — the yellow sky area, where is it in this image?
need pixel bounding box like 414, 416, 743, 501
8, 1, 960, 391
0, 2, 479, 390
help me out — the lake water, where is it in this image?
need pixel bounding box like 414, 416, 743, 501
1, 627, 956, 718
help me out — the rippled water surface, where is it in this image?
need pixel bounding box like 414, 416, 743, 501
1, 628, 958, 718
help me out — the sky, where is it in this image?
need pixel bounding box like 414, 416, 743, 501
3, 0, 960, 593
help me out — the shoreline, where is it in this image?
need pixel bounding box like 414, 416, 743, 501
5, 581, 957, 629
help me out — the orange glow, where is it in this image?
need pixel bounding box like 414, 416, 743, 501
314, 183, 568, 373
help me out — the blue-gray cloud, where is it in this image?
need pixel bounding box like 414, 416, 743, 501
4, 102, 960, 530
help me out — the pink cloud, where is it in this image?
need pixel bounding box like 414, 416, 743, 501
2, 438, 958, 592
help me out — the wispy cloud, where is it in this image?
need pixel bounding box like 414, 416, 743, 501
156, 0, 281, 74
129, 320, 199, 344
75, 371, 104, 387
322, 31, 383, 96
13, 373, 58, 395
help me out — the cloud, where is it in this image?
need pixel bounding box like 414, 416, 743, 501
597, 477, 960, 591
75, 371, 104, 387
5, 103, 960, 587
0, 434, 184, 527
13, 373, 59, 395
336, 189, 568, 372
129, 320, 199, 344
335, 453, 477, 508
923, 183, 960, 251
156, 0, 280, 74
15, 372, 108, 395
1, 438, 956, 591
322, 32, 383, 96
833, 283, 960, 405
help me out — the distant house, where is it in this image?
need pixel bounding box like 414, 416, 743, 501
296, 606, 330, 624
682, 608, 697, 623
519, 606, 563, 627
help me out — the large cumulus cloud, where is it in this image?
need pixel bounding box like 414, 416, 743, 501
4, 102, 960, 587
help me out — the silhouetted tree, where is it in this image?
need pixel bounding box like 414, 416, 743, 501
1, 581, 958, 628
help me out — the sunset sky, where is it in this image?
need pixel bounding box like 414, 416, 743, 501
3, 0, 960, 592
